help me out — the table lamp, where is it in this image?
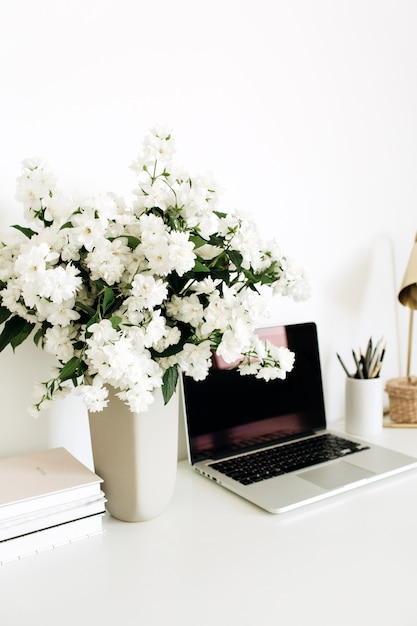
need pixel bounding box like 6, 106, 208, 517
385, 234, 417, 425
398, 233, 417, 378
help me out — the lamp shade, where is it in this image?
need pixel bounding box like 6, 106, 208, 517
398, 233, 417, 309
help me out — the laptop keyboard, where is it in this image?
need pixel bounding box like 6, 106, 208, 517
209, 433, 370, 485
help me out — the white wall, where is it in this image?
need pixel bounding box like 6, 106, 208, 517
0, 0, 416, 465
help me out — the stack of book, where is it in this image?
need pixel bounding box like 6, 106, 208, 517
0, 447, 106, 564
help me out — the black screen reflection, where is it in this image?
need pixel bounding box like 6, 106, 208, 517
182, 323, 326, 463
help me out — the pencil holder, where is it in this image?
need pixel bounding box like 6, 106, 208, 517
345, 377, 383, 436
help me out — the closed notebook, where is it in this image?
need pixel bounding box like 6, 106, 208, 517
0, 492, 107, 542
0, 513, 104, 564
0, 447, 103, 520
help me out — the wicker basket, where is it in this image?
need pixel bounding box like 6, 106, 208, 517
385, 376, 417, 423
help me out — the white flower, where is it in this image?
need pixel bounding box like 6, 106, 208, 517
0, 235, 24, 280
238, 343, 295, 381
15, 157, 58, 222
70, 208, 106, 252
117, 386, 155, 413
166, 293, 204, 327
44, 325, 76, 362
189, 277, 221, 295
130, 275, 168, 309
167, 231, 195, 276
138, 227, 172, 276
195, 244, 222, 261
216, 320, 253, 364
143, 310, 166, 347
76, 378, 109, 413
0, 126, 310, 416
273, 345, 296, 374
142, 124, 175, 164
130, 125, 175, 176
14, 242, 52, 276
179, 341, 212, 380
138, 212, 166, 236
88, 319, 120, 344
133, 179, 172, 213
238, 360, 261, 376
89, 193, 121, 224
123, 300, 146, 325
239, 289, 269, 324
0, 283, 20, 311
85, 239, 127, 285
38, 265, 82, 304
152, 325, 181, 353
37, 299, 80, 326
273, 257, 311, 301
199, 288, 236, 335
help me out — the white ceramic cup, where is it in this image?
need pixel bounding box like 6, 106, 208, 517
345, 376, 383, 436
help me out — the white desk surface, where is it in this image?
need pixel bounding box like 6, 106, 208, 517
2, 421, 417, 626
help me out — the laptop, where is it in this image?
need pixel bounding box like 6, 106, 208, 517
181, 322, 417, 513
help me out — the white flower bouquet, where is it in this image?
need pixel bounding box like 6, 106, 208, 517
0, 126, 310, 416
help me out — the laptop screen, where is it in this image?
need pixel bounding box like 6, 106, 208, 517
182, 322, 327, 463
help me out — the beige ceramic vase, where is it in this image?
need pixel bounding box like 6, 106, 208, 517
88, 387, 179, 522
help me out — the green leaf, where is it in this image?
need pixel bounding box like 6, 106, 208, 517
86, 312, 99, 330
0, 316, 35, 352
10, 320, 36, 350
59, 221, 74, 231
112, 235, 140, 250
209, 268, 230, 284
162, 366, 179, 405
33, 326, 47, 346
259, 273, 276, 285
208, 234, 225, 247
211, 251, 229, 270
59, 356, 85, 382
228, 249, 243, 270
126, 235, 141, 249
165, 271, 189, 294
102, 287, 115, 314
11, 224, 37, 239
193, 259, 210, 273
151, 341, 184, 358
110, 315, 122, 329
0, 306, 12, 324
189, 234, 208, 249
75, 300, 96, 317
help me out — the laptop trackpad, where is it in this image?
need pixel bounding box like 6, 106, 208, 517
299, 461, 375, 490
